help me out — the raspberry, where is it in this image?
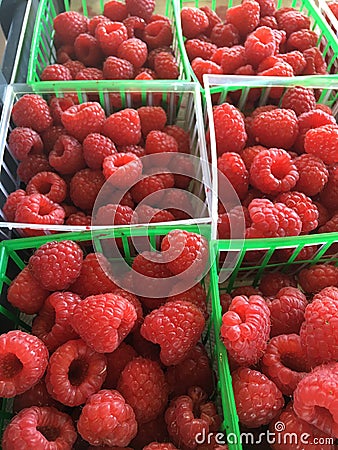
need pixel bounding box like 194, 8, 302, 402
294, 109, 336, 153
26, 171, 67, 204
12, 95, 53, 133
218, 152, 249, 200
131, 414, 168, 448
41, 64, 72, 81
161, 230, 208, 280
144, 445, 177, 450
103, 55, 134, 79
75, 67, 103, 80
259, 15, 278, 28
181, 7, 209, 39
213, 102, 247, 155
277, 10, 311, 36
167, 283, 208, 319
250, 149, 299, 194
66, 212, 91, 226
232, 367, 284, 428
71, 293, 136, 353
245, 26, 276, 67
8, 127, 43, 161
3, 189, 26, 222
320, 164, 338, 210
217, 206, 250, 239
131, 175, 166, 204
70, 168, 105, 211
0, 330, 48, 398
17, 154, 52, 184
293, 362, 338, 437
200, 5, 222, 35
70, 252, 117, 297
136, 204, 175, 223
191, 57, 223, 84
82, 133, 116, 169
118, 144, 145, 158
2, 406, 77, 450
103, 153, 142, 189
118, 357, 168, 423
95, 21, 128, 56
95, 204, 136, 227
298, 265, 338, 294
259, 272, 296, 296
143, 20, 173, 49
145, 130, 178, 162
117, 38, 148, 68
102, 108, 141, 146
63, 59, 85, 78
154, 52, 179, 79
77, 389, 137, 446
287, 29, 318, 52
256, 0, 276, 15
281, 86, 316, 117
138, 106, 167, 137
13, 378, 61, 413
166, 387, 220, 448
319, 212, 338, 233
126, 0, 155, 21
240, 145, 266, 169
74, 33, 103, 66
259, 60, 294, 80
277, 51, 307, 75
61, 102, 106, 142
166, 343, 213, 397
124, 15, 146, 39
88, 15, 110, 35
246, 198, 302, 238
32, 291, 81, 352
276, 191, 318, 233
261, 334, 309, 396
49, 134, 86, 175
294, 154, 329, 196
147, 46, 171, 69
226, 0, 260, 38
104, 0, 128, 21
185, 39, 217, 61
141, 300, 205, 365
303, 47, 327, 75
305, 125, 338, 165
210, 23, 239, 48
103, 342, 137, 390
41, 125, 68, 153
315, 201, 332, 227
221, 295, 270, 366
53, 11, 88, 45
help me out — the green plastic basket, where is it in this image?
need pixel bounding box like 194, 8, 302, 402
317, 0, 338, 36
26, 0, 190, 85
173, 0, 338, 96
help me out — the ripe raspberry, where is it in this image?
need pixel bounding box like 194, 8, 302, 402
138, 106, 167, 136
277, 10, 310, 36
232, 367, 284, 428
298, 265, 338, 294
191, 57, 223, 85
240, 145, 265, 170
41, 125, 68, 153
144, 444, 177, 450
71, 293, 136, 353
166, 386, 220, 448
118, 144, 145, 158
218, 152, 249, 200
102, 108, 141, 146
148, 46, 172, 69
130, 414, 169, 448
161, 230, 208, 280
166, 343, 213, 397
143, 20, 173, 49
181, 7, 209, 39
66, 212, 91, 226
2, 406, 77, 450
61, 102, 106, 142
259, 60, 294, 80
154, 52, 179, 79
303, 47, 327, 75
315, 201, 332, 228
259, 272, 296, 297
103, 342, 137, 390
104, 0, 128, 21
281, 87, 316, 117
95, 21, 128, 56
63, 59, 86, 78
0, 330, 48, 398
88, 15, 110, 35
95, 204, 136, 229
259, 15, 278, 28
70, 252, 117, 297
131, 174, 166, 204
117, 38, 148, 68
293, 362, 338, 437
167, 283, 208, 319
210, 23, 239, 48
49, 134, 86, 175
49, 96, 77, 125
246, 198, 302, 238
250, 149, 299, 194
319, 212, 338, 233
278, 50, 307, 75
185, 39, 217, 61
13, 378, 61, 413
17, 154, 52, 184
226, 0, 260, 38
41, 64, 72, 81
136, 204, 175, 223
294, 154, 329, 196
329, 1, 338, 18
32, 291, 81, 352
9, 127, 43, 161
145, 130, 178, 162
82, 133, 116, 169
118, 357, 168, 423
53, 11, 88, 45
126, 0, 155, 21
12, 94, 53, 133
77, 389, 137, 446
103, 153, 142, 189
3, 189, 26, 222
245, 26, 276, 67
213, 102, 247, 155
305, 125, 338, 165
29, 240, 82, 291
261, 334, 309, 396
199, 5, 221, 35
56, 43, 75, 63
141, 300, 205, 365
75, 67, 103, 80
103, 55, 134, 79
320, 164, 338, 210
124, 15, 146, 39
74, 33, 103, 66
276, 191, 319, 233
26, 171, 67, 204
287, 29, 318, 52
70, 168, 105, 211
221, 295, 270, 366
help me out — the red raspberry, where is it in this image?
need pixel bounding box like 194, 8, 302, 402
83, 133, 116, 169
305, 125, 338, 165
131, 175, 166, 204
49, 134, 86, 175
136, 204, 175, 223
303, 47, 327, 75
221, 295, 270, 366
259, 15, 278, 27
226, 0, 260, 38
320, 164, 338, 210
88, 15, 111, 35
166, 387, 220, 448
141, 300, 205, 365
319, 212, 338, 233
61, 102, 106, 142
232, 367, 284, 428
245, 26, 276, 67
12, 94, 53, 133
281, 86, 316, 116
70, 168, 105, 211
118, 144, 145, 158
53, 11, 88, 45
240, 145, 266, 169
329, 1, 338, 18
17, 154, 52, 184
145, 130, 178, 162
103, 153, 142, 189
276, 191, 318, 233
70, 252, 117, 297
103, 342, 138, 389
3, 189, 26, 222
2, 406, 77, 450
13, 378, 61, 413
103, 55, 134, 79
26, 171, 67, 204
259, 60, 294, 80
217, 206, 250, 239
41, 64, 72, 81
161, 230, 208, 280
315, 201, 332, 227
191, 57, 223, 85
75, 67, 103, 80
104, 0, 128, 21
95, 204, 136, 227
259, 272, 296, 297
294, 154, 329, 196
287, 29, 318, 51
0, 330, 48, 398
213, 102, 247, 155
66, 212, 91, 226
32, 291, 81, 352
246, 198, 302, 238
298, 265, 338, 294
117, 38, 148, 67
138, 106, 167, 136
77, 389, 137, 446
266, 286, 307, 337
256, 0, 276, 15
199, 5, 221, 35
71, 293, 136, 353
63, 59, 86, 78
181, 7, 209, 39
9, 127, 43, 161
261, 334, 309, 396
126, 0, 155, 21
60, 203, 78, 218
118, 357, 168, 424
144, 444, 177, 450
166, 343, 213, 397
154, 52, 179, 79
148, 46, 172, 69
74, 33, 103, 66
167, 283, 208, 319
293, 363, 338, 437
210, 23, 239, 48
143, 20, 173, 49
278, 50, 307, 75
95, 21, 128, 56
131, 414, 169, 448
124, 15, 146, 39
41, 125, 68, 153
218, 152, 249, 200
250, 149, 299, 194
277, 10, 310, 36
185, 39, 217, 61
103, 108, 141, 146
